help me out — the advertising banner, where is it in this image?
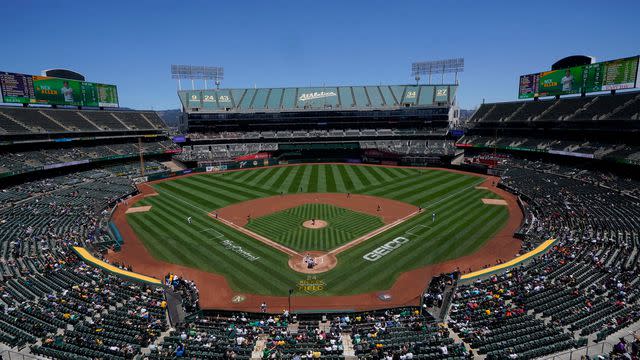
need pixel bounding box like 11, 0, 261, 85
234, 152, 271, 161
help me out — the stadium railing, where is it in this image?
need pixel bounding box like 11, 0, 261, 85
547, 342, 614, 360
0, 350, 41, 360
547, 323, 640, 360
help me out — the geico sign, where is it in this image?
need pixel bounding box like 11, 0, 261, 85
362, 237, 410, 261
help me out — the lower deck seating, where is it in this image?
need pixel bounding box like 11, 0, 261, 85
448, 158, 640, 359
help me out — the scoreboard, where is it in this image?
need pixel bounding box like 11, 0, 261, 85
0, 71, 119, 107
518, 56, 639, 99
0, 73, 36, 102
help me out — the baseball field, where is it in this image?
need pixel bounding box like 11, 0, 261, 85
119, 164, 512, 300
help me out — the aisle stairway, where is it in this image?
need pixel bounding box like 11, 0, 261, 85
287, 322, 299, 333
341, 332, 356, 360
444, 323, 479, 359
318, 320, 331, 333
141, 327, 175, 356
251, 334, 268, 359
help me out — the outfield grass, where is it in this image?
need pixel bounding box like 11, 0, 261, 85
126, 164, 509, 296
245, 203, 384, 252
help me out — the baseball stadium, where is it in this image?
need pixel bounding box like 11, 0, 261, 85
1, 3, 640, 360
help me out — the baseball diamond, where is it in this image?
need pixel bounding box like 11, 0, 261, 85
111, 164, 515, 301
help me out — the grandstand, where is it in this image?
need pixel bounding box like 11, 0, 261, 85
178, 85, 460, 167
0, 105, 177, 181
0, 107, 166, 135
458, 90, 640, 168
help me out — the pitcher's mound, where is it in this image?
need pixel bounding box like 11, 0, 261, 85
302, 220, 328, 229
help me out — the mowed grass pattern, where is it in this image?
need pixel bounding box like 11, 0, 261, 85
126, 164, 509, 296
245, 203, 384, 252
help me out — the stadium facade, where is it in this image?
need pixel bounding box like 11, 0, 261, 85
179, 84, 457, 130
177, 84, 461, 167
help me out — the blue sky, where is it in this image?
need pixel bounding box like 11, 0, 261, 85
1, 0, 639, 110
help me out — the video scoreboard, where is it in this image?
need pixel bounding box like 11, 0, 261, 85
0, 71, 119, 107
518, 56, 639, 99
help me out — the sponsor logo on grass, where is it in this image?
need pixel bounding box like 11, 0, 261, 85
231, 295, 246, 303
362, 236, 410, 261
297, 276, 326, 294
220, 239, 260, 262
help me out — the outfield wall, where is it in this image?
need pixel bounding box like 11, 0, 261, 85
145, 158, 490, 183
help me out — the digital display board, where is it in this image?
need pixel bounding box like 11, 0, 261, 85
518, 56, 639, 99
0, 71, 119, 107
172, 135, 186, 143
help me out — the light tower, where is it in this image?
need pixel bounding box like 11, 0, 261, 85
411, 58, 464, 84
170, 65, 224, 90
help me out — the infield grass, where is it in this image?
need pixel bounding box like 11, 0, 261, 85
245, 203, 384, 252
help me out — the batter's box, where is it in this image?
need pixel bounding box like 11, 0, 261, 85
200, 228, 224, 238
405, 224, 431, 236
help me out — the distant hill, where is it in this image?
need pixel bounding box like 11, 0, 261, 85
156, 109, 182, 128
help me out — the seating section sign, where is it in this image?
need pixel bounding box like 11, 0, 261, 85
518, 56, 639, 99
0, 71, 119, 107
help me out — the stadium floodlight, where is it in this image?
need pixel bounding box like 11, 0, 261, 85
411, 58, 464, 84
170, 65, 224, 90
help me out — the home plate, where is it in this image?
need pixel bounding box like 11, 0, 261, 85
125, 206, 152, 213
482, 198, 508, 205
